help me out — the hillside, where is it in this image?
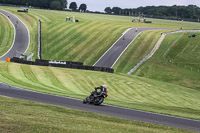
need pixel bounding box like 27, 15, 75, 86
132, 32, 200, 90
0, 6, 200, 122
1, 6, 200, 66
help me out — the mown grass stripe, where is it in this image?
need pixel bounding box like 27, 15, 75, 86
31, 12, 52, 22
20, 65, 71, 94
68, 23, 115, 60
63, 24, 124, 64
0, 63, 49, 92
46, 21, 97, 58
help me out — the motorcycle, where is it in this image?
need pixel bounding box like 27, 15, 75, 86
83, 91, 108, 105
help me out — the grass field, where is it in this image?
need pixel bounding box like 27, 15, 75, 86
132, 32, 200, 90
0, 96, 192, 133
0, 13, 14, 57
1, 6, 200, 66
0, 62, 200, 120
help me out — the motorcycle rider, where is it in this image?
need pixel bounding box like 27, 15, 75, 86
90, 85, 107, 98
95, 85, 107, 94
84, 85, 108, 104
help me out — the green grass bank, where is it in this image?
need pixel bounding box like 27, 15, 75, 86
0, 13, 14, 57
132, 32, 200, 90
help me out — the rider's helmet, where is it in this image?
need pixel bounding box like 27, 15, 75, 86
102, 85, 108, 96
103, 85, 107, 88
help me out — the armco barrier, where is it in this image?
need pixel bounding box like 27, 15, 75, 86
10, 58, 114, 73
11, 57, 36, 65
35, 59, 84, 66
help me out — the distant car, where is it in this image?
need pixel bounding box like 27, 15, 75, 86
132, 19, 136, 22
188, 34, 196, 38
17, 8, 28, 13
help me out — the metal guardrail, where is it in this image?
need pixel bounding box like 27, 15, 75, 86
38, 19, 41, 59
127, 30, 200, 75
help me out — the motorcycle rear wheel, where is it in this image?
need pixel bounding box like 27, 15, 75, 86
94, 97, 104, 105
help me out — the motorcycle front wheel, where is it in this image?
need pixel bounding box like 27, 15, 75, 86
83, 96, 90, 104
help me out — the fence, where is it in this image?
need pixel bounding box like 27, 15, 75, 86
167, 60, 200, 75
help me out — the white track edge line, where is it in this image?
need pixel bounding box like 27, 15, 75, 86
8, 9, 30, 54
111, 28, 166, 68
111, 31, 142, 68
93, 28, 132, 66
0, 82, 82, 102
1, 9, 30, 55
104, 103, 200, 122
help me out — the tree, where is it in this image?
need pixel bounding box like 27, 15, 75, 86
69, 2, 77, 11
104, 7, 112, 14
112, 7, 121, 15
65, 0, 68, 8
79, 3, 87, 12
0, 0, 67, 9
50, 0, 62, 10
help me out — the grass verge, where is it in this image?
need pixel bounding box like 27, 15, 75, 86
0, 13, 14, 57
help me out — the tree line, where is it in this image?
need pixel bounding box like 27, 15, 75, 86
0, 0, 67, 10
0, 0, 87, 11
105, 5, 200, 20
69, 2, 87, 12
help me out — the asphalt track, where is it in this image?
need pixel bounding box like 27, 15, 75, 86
94, 27, 168, 68
0, 9, 29, 61
0, 83, 200, 132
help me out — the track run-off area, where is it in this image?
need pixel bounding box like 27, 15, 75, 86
0, 9, 200, 132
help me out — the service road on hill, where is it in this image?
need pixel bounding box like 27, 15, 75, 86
0, 83, 200, 132
94, 27, 168, 68
0, 9, 29, 61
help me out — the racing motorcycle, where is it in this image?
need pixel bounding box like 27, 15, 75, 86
83, 91, 108, 105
